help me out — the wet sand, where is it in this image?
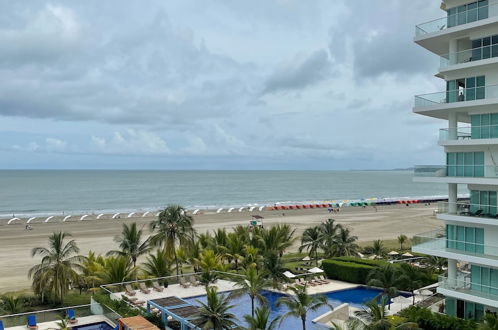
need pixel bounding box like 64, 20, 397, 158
0, 204, 440, 293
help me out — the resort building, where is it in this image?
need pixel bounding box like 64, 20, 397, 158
412, 0, 498, 320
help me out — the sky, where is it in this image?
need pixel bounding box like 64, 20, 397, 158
0, 0, 448, 170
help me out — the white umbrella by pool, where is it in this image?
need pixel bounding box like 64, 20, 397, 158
283, 271, 296, 278
388, 251, 399, 256
308, 267, 324, 273
402, 252, 414, 257
302, 256, 311, 261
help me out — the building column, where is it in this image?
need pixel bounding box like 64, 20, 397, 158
448, 183, 458, 214
449, 39, 458, 65
448, 112, 457, 140
448, 258, 458, 288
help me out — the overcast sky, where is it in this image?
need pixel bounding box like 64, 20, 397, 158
0, 0, 448, 170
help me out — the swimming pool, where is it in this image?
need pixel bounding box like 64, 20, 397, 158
184, 286, 409, 330
72, 321, 115, 330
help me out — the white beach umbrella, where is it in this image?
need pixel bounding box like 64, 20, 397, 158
368, 255, 378, 260
402, 252, 414, 257
388, 251, 399, 256
308, 267, 324, 273
357, 252, 365, 259
283, 271, 296, 278
302, 256, 311, 261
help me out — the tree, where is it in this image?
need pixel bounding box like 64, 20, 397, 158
255, 224, 295, 257
398, 235, 408, 250
370, 240, 386, 257
240, 245, 263, 270
333, 227, 359, 257
299, 226, 322, 266
319, 219, 341, 258
276, 285, 332, 330
0, 295, 24, 314
355, 296, 391, 330
366, 265, 399, 310
196, 286, 238, 330
479, 312, 498, 330
397, 263, 423, 305
262, 252, 287, 289
107, 223, 151, 267
28, 232, 85, 304
243, 306, 280, 330
197, 249, 226, 287
149, 205, 195, 275
231, 265, 269, 318
80, 251, 105, 289
224, 232, 245, 269
142, 249, 173, 278
425, 256, 447, 274
97, 256, 137, 284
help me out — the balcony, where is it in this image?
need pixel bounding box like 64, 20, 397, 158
414, 84, 498, 108
416, 2, 493, 37
438, 275, 498, 308
412, 229, 498, 262
438, 125, 498, 145
413, 165, 498, 181
440, 44, 498, 70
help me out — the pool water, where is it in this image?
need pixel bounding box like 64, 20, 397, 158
72, 321, 115, 330
184, 286, 408, 330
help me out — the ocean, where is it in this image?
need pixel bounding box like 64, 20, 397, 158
0, 170, 453, 218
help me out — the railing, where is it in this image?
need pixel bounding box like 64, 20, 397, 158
414, 84, 498, 107
414, 165, 498, 178
440, 44, 498, 68
412, 229, 498, 259
416, 2, 494, 36
0, 303, 120, 328
439, 275, 498, 302
438, 201, 498, 219
439, 125, 498, 141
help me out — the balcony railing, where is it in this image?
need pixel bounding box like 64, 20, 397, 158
412, 229, 498, 259
416, 2, 494, 36
440, 44, 498, 69
438, 125, 498, 141
439, 275, 498, 302
438, 201, 498, 219
414, 165, 498, 178
414, 84, 498, 107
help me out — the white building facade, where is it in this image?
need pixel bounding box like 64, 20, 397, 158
412, 0, 498, 320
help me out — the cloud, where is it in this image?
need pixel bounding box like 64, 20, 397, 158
11, 138, 66, 153
263, 49, 332, 94
90, 130, 170, 155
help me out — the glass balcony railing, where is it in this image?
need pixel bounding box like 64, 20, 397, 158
412, 229, 498, 259
416, 2, 494, 36
439, 275, 498, 302
414, 165, 498, 178
438, 201, 498, 219
438, 125, 498, 141
414, 84, 498, 107
440, 44, 498, 68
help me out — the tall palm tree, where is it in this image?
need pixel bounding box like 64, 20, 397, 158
107, 223, 151, 267
196, 286, 238, 330
149, 205, 195, 275
319, 219, 341, 257
244, 306, 280, 330
262, 252, 287, 289
479, 312, 498, 330
397, 235, 408, 250
276, 285, 332, 330
224, 232, 245, 269
299, 226, 322, 266
366, 265, 399, 310
240, 245, 263, 270
370, 240, 386, 257
397, 263, 422, 305
142, 249, 173, 278
355, 296, 391, 330
255, 224, 295, 257
333, 227, 359, 257
28, 232, 85, 304
97, 256, 137, 284
231, 265, 269, 318
197, 249, 226, 287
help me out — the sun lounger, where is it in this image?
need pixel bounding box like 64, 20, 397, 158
319, 275, 330, 284
1, 320, 4, 330
152, 281, 164, 292
180, 277, 191, 288
132, 299, 145, 306
27, 315, 37, 329
125, 284, 136, 296
67, 309, 77, 324
139, 282, 151, 294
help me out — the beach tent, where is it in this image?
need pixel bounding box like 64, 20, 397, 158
283, 271, 296, 278
388, 251, 399, 256
302, 256, 311, 261
402, 252, 414, 257
308, 267, 324, 273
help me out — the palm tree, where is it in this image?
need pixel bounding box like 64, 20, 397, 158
224, 232, 245, 269
299, 226, 322, 266
366, 265, 399, 310
370, 240, 386, 257
198, 249, 226, 287
397, 235, 408, 250
80, 251, 105, 289
479, 312, 498, 330
319, 219, 341, 257
256, 224, 295, 257
240, 245, 263, 270
276, 285, 332, 330
97, 256, 137, 284
149, 205, 195, 275
142, 249, 173, 278
28, 232, 85, 304
196, 286, 238, 330
244, 306, 280, 330
397, 263, 422, 305
426, 256, 447, 273
355, 296, 391, 330
231, 265, 269, 318
107, 223, 151, 267
262, 252, 287, 289
0, 295, 24, 314
333, 227, 359, 257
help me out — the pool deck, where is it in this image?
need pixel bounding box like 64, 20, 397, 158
6, 315, 112, 330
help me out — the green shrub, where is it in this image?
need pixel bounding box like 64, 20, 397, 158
322, 259, 374, 284
399, 306, 477, 330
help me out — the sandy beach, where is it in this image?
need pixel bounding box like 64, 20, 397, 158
0, 204, 440, 293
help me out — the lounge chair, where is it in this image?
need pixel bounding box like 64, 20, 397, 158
125, 284, 136, 296
179, 277, 191, 288
132, 299, 145, 307
67, 309, 77, 324
319, 275, 330, 284
298, 278, 307, 286
27, 315, 37, 329
139, 283, 151, 294
190, 276, 200, 286
0, 320, 4, 330
122, 294, 138, 302
152, 281, 164, 292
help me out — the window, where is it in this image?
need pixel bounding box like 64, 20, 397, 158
446, 152, 484, 177
469, 189, 497, 216
471, 265, 498, 300
446, 224, 485, 252
447, 0, 489, 28
446, 76, 485, 103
